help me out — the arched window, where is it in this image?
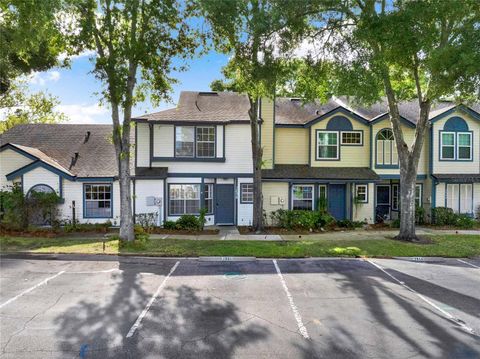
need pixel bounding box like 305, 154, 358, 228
26, 184, 55, 197
440, 117, 472, 161
376, 129, 398, 166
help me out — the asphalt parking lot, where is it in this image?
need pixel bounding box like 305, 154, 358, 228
0, 255, 479, 359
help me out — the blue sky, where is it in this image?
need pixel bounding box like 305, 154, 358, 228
26, 50, 229, 124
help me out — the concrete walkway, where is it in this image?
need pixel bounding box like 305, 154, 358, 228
148, 226, 479, 241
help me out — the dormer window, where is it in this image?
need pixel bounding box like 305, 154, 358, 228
175, 126, 216, 158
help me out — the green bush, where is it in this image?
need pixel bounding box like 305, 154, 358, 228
415, 206, 425, 225
135, 212, 158, 233
336, 219, 365, 229
270, 209, 335, 230
455, 214, 476, 229
62, 221, 112, 233
390, 218, 401, 228
432, 207, 457, 226
176, 214, 201, 230
163, 220, 176, 230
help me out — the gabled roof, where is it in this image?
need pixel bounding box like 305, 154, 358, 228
2, 143, 73, 176
134, 91, 480, 127
0, 124, 132, 177
133, 91, 251, 123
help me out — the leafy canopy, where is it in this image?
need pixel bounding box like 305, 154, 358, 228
0, 0, 66, 94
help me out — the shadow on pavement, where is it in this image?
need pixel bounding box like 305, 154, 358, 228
54, 261, 268, 358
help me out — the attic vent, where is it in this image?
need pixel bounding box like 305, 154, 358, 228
198, 92, 218, 96
316, 110, 320, 115
84, 131, 91, 143
290, 98, 302, 102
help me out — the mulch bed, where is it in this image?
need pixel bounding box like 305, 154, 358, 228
150, 228, 219, 235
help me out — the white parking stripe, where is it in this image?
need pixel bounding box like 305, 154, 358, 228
272, 260, 309, 339
0, 271, 65, 309
126, 261, 180, 338
367, 259, 477, 336
457, 259, 480, 269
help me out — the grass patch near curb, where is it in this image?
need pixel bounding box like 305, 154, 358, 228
1, 234, 479, 258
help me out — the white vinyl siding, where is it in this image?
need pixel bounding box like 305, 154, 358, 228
23, 167, 59, 194
153, 124, 174, 157
0, 148, 34, 190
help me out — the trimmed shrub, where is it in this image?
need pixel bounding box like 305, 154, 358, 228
163, 220, 177, 230
175, 214, 201, 230
455, 214, 476, 229
432, 207, 457, 226
270, 209, 335, 230
135, 212, 158, 232
336, 219, 365, 229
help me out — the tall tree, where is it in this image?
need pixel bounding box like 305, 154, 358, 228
0, 81, 66, 133
200, 0, 303, 232
294, 0, 480, 240
69, 0, 200, 241
0, 0, 66, 94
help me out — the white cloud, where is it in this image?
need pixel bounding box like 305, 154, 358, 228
27, 70, 61, 86
58, 49, 96, 61
58, 103, 110, 124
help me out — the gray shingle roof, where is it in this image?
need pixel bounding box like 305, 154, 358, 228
0, 124, 131, 177
432, 174, 480, 182
7, 143, 73, 175
262, 165, 379, 181
134, 91, 251, 123
135, 91, 479, 126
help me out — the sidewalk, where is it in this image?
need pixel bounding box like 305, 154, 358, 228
148, 226, 479, 241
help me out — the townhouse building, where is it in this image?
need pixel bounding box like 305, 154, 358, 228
1, 91, 479, 226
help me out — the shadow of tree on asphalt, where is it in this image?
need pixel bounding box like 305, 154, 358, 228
54, 260, 268, 358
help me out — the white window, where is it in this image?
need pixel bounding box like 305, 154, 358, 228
292, 185, 314, 210
440, 132, 455, 160
392, 184, 399, 210
376, 129, 398, 166
460, 184, 473, 213
457, 133, 472, 160
317, 131, 339, 159
240, 183, 254, 203
196, 127, 215, 158
175, 126, 195, 157
355, 184, 368, 203
169, 184, 201, 215
446, 183, 472, 213
341, 131, 363, 145
84, 184, 112, 218
204, 184, 213, 213
415, 184, 422, 207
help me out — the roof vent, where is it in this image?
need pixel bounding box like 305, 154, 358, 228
316, 110, 320, 115
69, 152, 79, 170
84, 131, 91, 143
198, 92, 218, 96
290, 98, 302, 102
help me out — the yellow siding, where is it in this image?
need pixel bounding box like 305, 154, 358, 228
262, 182, 288, 224
260, 98, 274, 169
275, 128, 309, 164
432, 110, 479, 174
371, 119, 429, 175
310, 114, 370, 167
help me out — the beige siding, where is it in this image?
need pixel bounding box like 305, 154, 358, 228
260, 98, 275, 169
23, 167, 60, 194
352, 183, 375, 223
262, 182, 288, 224
275, 128, 309, 164
310, 114, 370, 167
432, 110, 479, 174
136, 123, 150, 167
0, 148, 34, 190
153, 124, 174, 157
371, 119, 428, 175
435, 182, 446, 208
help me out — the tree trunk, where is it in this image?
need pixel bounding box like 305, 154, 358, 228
397, 165, 417, 241
118, 154, 134, 241
249, 97, 264, 232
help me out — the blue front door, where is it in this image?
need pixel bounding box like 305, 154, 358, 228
328, 184, 346, 220
215, 184, 235, 225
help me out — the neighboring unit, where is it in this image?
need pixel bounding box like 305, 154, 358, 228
1, 91, 479, 225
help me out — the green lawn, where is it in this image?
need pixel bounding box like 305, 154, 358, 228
1, 234, 479, 258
